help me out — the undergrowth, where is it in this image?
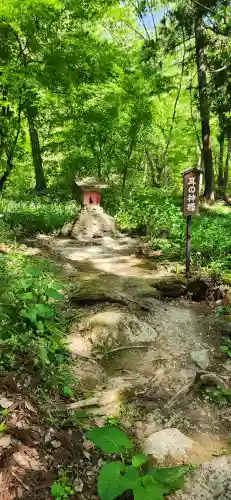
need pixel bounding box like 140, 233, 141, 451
85, 425, 191, 500
0, 193, 79, 235
0, 245, 74, 394
104, 186, 231, 274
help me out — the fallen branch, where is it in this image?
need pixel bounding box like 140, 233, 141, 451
165, 371, 227, 409
67, 389, 120, 411
12, 472, 30, 491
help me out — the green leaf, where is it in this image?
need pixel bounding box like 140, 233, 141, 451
0, 423, 7, 433
98, 461, 130, 500
148, 465, 189, 493
63, 386, 74, 399
21, 308, 37, 323
132, 453, 148, 468
20, 280, 31, 290
124, 465, 140, 487
19, 292, 34, 300
221, 345, 229, 352
26, 267, 42, 277
36, 321, 44, 332
133, 477, 165, 500
52, 283, 65, 291
87, 426, 133, 454
217, 306, 224, 314
35, 303, 54, 318
51, 482, 66, 498
46, 288, 64, 301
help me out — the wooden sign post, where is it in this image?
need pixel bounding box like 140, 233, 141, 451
182, 168, 201, 276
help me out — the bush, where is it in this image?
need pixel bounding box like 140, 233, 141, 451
0, 193, 79, 235
106, 186, 231, 270
0, 252, 74, 391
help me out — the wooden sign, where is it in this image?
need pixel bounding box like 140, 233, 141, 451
182, 168, 201, 276
183, 169, 200, 216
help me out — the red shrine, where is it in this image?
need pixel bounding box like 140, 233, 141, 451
83, 190, 101, 206
76, 178, 108, 207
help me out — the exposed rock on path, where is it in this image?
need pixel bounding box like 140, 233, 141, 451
170, 455, 231, 500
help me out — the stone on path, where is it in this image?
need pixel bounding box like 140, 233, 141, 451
170, 455, 231, 500
0, 435, 11, 449
0, 397, 14, 409
143, 428, 195, 462
190, 349, 210, 370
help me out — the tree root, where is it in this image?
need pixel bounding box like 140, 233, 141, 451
165, 370, 227, 409
99, 344, 152, 360
71, 290, 152, 312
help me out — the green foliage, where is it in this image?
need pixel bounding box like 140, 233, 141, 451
0, 251, 73, 392
0, 194, 79, 235
87, 425, 190, 500
51, 481, 74, 499
220, 339, 231, 358
62, 386, 74, 399
132, 453, 149, 468
87, 426, 133, 454
107, 186, 231, 271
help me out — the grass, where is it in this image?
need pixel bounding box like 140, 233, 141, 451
0, 192, 79, 236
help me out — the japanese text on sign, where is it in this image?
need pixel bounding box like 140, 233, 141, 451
183, 171, 200, 216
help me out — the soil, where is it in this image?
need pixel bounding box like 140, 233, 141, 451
1, 229, 231, 499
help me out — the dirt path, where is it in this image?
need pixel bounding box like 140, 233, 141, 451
34, 233, 231, 466
2, 231, 231, 499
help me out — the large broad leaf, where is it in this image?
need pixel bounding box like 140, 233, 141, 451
46, 288, 64, 301
87, 426, 133, 454
21, 308, 37, 323
50, 482, 66, 498
52, 283, 65, 291
132, 453, 148, 468
98, 461, 130, 500
149, 466, 189, 493
20, 280, 31, 290
35, 303, 54, 318
63, 386, 74, 399
26, 267, 41, 277
20, 292, 34, 300
133, 477, 165, 500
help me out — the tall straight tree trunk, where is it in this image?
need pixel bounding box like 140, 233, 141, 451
27, 104, 46, 191
224, 137, 231, 190
218, 114, 225, 188
195, 18, 214, 200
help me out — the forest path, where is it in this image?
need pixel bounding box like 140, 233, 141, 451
35, 232, 231, 469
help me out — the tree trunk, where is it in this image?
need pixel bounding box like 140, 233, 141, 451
195, 18, 214, 200
145, 150, 159, 187
0, 159, 13, 191
218, 114, 225, 188
224, 137, 231, 190
27, 104, 46, 191
122, 136, 135, 196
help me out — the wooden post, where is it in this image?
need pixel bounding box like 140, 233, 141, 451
182, 168, 201, 277
186, 215, 191, 277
